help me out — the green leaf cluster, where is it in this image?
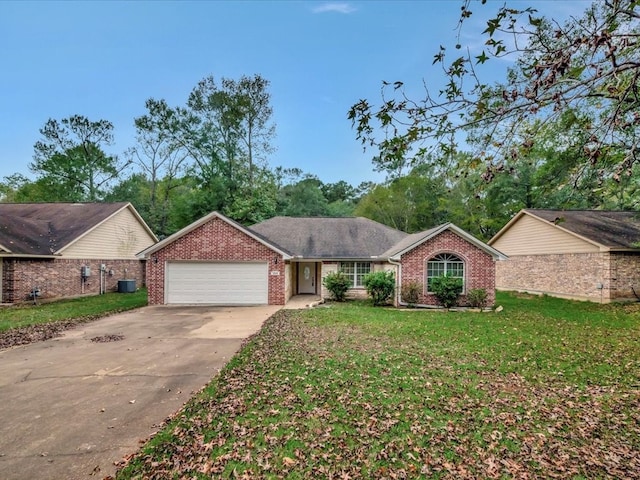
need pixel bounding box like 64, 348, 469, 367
322, 271, 352, 302
362, 270, 395, 306
430, 274, 463, 309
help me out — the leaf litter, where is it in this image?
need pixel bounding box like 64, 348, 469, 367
115, 306, 640, 479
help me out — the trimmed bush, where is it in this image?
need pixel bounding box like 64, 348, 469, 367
467, 288, 488, 308
322, 271, 351, 301
430, 275, 463, 309
401, 281, 422, 307
363, 271, 395, 306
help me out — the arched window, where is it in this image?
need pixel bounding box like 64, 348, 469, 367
426, 253, 464, 292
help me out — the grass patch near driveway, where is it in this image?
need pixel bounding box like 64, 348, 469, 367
0, 289, 147, 339
116, 292, 640, 479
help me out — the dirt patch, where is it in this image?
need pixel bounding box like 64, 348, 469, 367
90, 334, 125, 343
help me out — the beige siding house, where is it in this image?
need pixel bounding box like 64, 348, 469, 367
489, 209, 640, 303
0, 202, 157, 304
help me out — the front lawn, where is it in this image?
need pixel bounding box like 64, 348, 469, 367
116, 292, 640, 479
0, 289, 147, 348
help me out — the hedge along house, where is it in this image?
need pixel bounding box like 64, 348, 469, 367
488, 209, 640, 303
0, 202, 157, 304
139, 211, 504, 307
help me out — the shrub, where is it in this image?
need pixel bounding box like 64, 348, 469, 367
401, 281, 422, 307
467, 288, 488, 308
430, 275, 463, 309
322, 271, 351, 301
363, 271, 395, 306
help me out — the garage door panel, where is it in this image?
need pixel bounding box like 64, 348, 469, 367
166, 262, 268, 305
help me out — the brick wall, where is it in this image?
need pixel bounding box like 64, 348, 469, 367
495, 252, 609, 302
497, 251, 640, 303
2, 257, 145, 304
400, 230, 497, 307
146, 216, 285, 305
610, 252, 640, 300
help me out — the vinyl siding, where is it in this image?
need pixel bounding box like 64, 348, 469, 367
491, 214, 599, 255
61, 207, 156, 259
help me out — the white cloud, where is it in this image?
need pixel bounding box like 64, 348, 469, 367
312, 2, 356, 14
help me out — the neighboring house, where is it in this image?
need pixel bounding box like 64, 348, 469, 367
139, 211, 504, 307
489, 209, 640, 303
0, 202, 157, 304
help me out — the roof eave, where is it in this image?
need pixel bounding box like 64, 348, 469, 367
57, 202, 157, 255
391, 223, 507, 261
138, 211, 292, 260
0, 253, 60, 259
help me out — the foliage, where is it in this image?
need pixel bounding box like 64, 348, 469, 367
354, 164, 447, 233
0, 289, 147, 335
30, 115, 130, 201
116, 293, 640, 479
430, 274, 463, 308
321, 271, 351, 301
467, 288, 488, 308
400, 280, 422, 307
277, 176, 329, 216
362, 270, 396, 306
348, 0, 640, 193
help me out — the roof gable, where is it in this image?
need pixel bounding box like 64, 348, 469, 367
385, 223, 506, 260
138, 211, 291, 259
249, 216, 408, 259
0, 202, 153, 256
490, 209, 640, 251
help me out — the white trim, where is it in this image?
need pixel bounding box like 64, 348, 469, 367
339, 261, 371, 288
425, 253, 466, 294
488, 209, 611, 251
58, 203, 158, 255
389, 223, 507, 261
138, 211, 291, 260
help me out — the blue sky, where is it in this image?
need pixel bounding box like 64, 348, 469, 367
0, 0, 590, 188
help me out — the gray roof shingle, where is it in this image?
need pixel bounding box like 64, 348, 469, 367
0, 202, 130, 255
525, 209, 640, 249
249, 216, 408, 258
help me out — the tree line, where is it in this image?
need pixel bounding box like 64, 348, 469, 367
2, 1, 638, 241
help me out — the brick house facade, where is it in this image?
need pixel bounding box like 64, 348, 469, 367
1, 202, 156, 304
399, 230, 497, 307
2, 258, 145, 303
140, 212, 503, 307
490, 209, 640, 303
145, 216, 286, 305
495, 252, 640, 303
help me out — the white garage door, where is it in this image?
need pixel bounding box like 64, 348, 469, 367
166, 262, 269, 305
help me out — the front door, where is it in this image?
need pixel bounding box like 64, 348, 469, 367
298, 262, 316, 294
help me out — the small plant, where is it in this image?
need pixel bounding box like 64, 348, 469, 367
430, 275, 463, 309
467, 288, 488, 308
322, 271, 351, 301
401, 281, 422, 307
363, 271, 395, 306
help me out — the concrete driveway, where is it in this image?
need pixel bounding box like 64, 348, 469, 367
0, 304, 280, 480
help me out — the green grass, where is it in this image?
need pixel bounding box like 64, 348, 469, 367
0, 289, 148, 332
117, 292, 640, 479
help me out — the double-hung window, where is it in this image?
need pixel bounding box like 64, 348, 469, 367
339, 262, 371, 288
426, 253, 464, 292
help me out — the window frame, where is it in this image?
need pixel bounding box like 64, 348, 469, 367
425, 253, 465, 293
339, 261, 371, 288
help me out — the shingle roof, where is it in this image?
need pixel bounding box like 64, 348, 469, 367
249, 216, 408, 258
382, 223, 507, 260
0, 202, 131, 256
524, 209, 640, 249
